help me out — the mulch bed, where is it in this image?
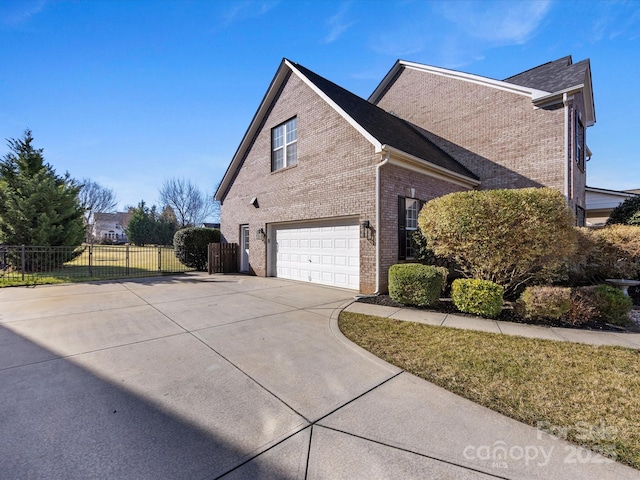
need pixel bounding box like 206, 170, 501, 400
356, 288, 640, 333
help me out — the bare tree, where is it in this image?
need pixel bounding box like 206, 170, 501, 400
78, 178, 118, 225
159, 177, 216, 228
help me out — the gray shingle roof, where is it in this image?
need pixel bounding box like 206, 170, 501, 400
290, 61, 478, 181
503, 56, 590, 93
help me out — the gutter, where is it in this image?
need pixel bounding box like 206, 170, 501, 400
356, 152, 389, 298
379, 144, 480, 188
563, 93, 570, 199
375, 152, 390, 294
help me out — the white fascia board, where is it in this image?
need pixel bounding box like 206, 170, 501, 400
285, 60, 383, 152
215, 62, 291, 201
382, 145, 480, 189
532, 85, 584, 104
395, 61, 549, 100
586, 186, 637, 196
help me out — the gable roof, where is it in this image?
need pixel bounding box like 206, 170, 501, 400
503, 56, 589, 93
369, 56, 595, 127
289, 62, 477, 180
215, 59, 478, 201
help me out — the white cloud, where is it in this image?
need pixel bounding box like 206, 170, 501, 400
0, 0, 48, 28
589, 1, 640, 42
438, 0, 551, 45
321, 1, 355, 44
220, 0, 279, 28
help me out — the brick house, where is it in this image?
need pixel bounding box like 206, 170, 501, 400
371, 55, 594, 224
215, 56, 594, 294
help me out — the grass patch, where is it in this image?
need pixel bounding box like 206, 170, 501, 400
339, 311, 640, 469
1, 245, 191, 287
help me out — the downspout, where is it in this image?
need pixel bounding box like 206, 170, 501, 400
355, 151, 389, 298
375, 152, 390, 294
563, 93, 570, 200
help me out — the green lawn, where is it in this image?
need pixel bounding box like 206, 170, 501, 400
339, 311, 640, 470
1, 245, 192, 287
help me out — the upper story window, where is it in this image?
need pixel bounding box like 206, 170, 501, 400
575, 111, 585, 172
398, 196, 422, 260
272, 117, 297, 171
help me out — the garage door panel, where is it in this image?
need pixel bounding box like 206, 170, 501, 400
275, 221, 359, 290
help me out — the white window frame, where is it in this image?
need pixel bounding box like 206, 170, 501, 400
272, 117, 298, 171
405, 198, 419, 259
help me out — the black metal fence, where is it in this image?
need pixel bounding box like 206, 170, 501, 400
0, 244, 195, 284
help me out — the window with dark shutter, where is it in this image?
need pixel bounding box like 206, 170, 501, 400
398, 196, 406, 260
398, 196, 423, 260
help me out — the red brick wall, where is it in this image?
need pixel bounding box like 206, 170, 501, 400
220, 73, 379, 291
375, 68, 568, 194
378, 163, 469, 291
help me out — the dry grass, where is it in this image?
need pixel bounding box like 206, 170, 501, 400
1, 245, 190, 287
339, 311, 640, 470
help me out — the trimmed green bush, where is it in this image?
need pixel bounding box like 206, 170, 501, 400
388, 263, 443, 307
516, 286, 571, 320
418, 188, 576, 296
451, 279, 503, 318
173, 227, 221, 271
606, 195, 640, 226
591, 284, 633, 326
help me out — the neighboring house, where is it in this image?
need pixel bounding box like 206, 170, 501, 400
200, 222, 221, 229
215, 56, 595, 294
586, 186, 638, 227
90, 212, 132, 243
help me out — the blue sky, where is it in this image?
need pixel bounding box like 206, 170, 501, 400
1, 0, 639, 219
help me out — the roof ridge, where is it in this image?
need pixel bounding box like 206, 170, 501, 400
290, 61, 478, 181
503, 55, 572, 81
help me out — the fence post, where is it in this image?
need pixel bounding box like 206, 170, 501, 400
21, 245, 25, 281
158, 246, 162, 272
89, 244, 93, 277
126, 244, 130, 275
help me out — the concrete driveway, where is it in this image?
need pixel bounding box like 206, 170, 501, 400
0, 274, 636, 479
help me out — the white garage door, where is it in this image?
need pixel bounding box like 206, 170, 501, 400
274, 221, 359, 290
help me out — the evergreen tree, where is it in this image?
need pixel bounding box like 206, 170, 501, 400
126, 202, 178, 246
0, 130, 85, 247
126, 201, 157, 246
157, 205, 178, 245
606, 195, 640, 226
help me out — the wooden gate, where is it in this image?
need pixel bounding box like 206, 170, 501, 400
208, 243, 238, 274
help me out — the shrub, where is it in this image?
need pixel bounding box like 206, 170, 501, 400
388, 263, 443, 307
591, 284, 633, 326
418, 188, 576, 296
572, 225, 640, 282
516, 286, 571, 320
451, 279, 503, 318
173, 227, 221, 271
433, 265, 449, 292
563, 288, 599, 326
606, 195, 640, 225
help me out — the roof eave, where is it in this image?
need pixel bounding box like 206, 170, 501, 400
369, 60, 548, 104
215, 59, 292, 202
381, 144, 480, 189
532, 85, 596, 127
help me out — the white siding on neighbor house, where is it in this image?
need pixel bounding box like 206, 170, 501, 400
274, 221, 359, 290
